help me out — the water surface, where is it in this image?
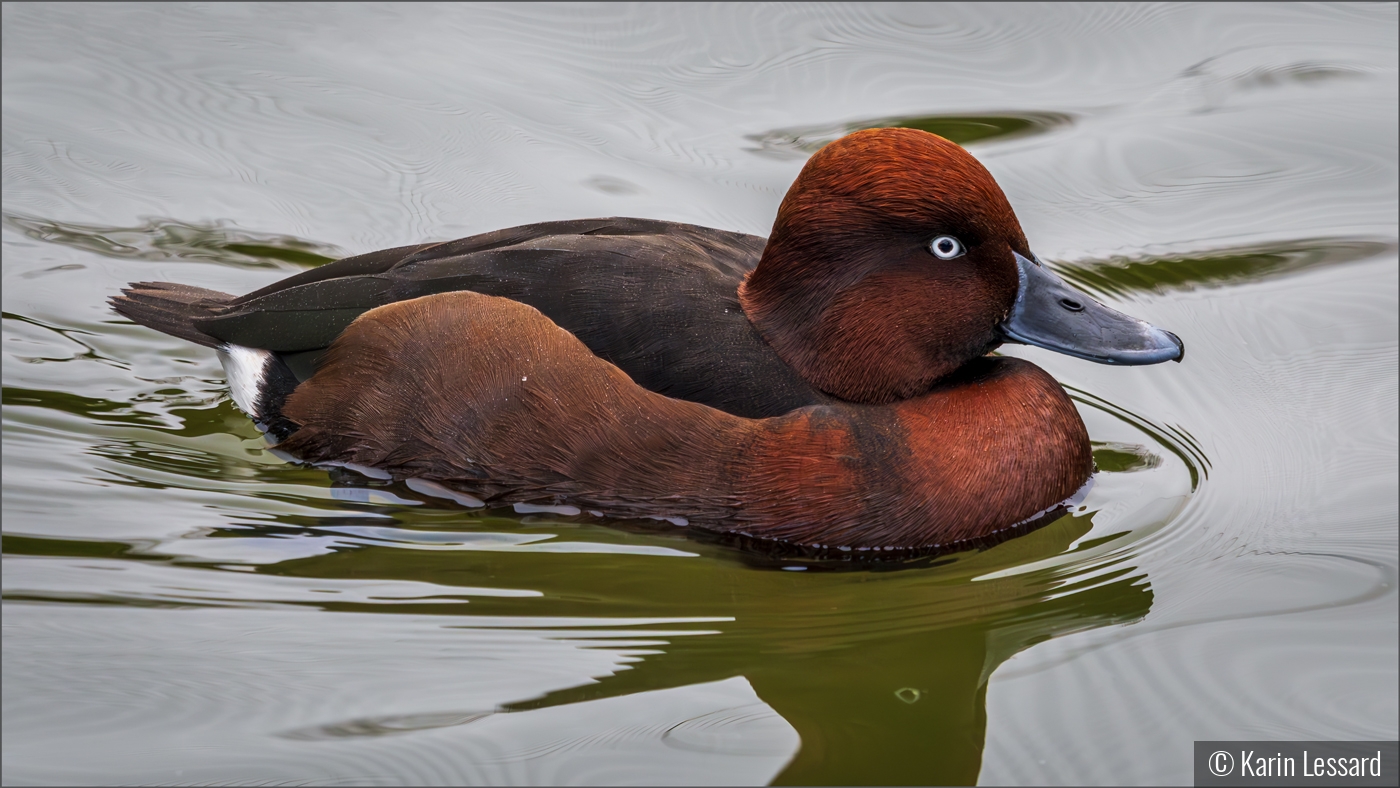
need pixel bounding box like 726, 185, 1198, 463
3, 4, 1396, 785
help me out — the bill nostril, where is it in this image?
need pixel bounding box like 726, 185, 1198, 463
1059, 297, 1084, 312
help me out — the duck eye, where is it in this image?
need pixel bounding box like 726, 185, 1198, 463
929, 235, 964, 259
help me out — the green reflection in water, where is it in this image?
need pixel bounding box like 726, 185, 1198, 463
1093, 441, 1162, 473
483, 519, 1148, 786
2, 533, 163, 562
2, 213, 342, 269
1053, 238, 1396, 300
4, 385, 333, 495
887, 114, 1068, 145
746, 112, 1074, 159
3, 506, 1149, 785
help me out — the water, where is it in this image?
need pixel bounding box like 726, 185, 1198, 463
3, 3, 1395, 785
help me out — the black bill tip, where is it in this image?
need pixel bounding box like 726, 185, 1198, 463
1166, 330, 1184, 363
998, 252, 1185, 366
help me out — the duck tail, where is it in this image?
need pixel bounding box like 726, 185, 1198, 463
109, 281, 233, 348
111, 281, 304, 438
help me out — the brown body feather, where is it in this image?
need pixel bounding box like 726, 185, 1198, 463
278, 291, 1091, 550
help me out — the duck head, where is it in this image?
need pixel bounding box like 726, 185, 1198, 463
739, 127, 1182, 403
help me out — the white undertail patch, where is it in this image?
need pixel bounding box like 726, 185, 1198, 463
217, 344, 272, 419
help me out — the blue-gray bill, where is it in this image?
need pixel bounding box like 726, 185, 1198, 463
998, 251, 1184, 364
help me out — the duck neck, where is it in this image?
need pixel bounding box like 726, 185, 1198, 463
725, 357, 1091, 550
739, 239, 990, 404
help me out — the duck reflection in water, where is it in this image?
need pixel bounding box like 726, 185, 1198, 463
247, 503, 1151, 786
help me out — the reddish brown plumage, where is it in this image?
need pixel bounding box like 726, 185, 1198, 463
740, 127, 1025, 402
277, 291, 1091, 551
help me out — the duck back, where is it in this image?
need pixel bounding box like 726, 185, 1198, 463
118, 218, 827, 419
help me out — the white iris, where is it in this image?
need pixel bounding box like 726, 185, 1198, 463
930, 235, 963, 259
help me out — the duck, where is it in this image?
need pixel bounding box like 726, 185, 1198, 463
111, 127, 1183, 553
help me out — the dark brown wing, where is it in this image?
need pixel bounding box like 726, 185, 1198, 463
121, 217, 827, 418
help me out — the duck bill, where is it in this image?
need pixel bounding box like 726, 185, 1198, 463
998, 252, 1184, 364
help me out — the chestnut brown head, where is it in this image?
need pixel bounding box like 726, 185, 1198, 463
739, 127, 1029, 403
739, 127, 1183, 403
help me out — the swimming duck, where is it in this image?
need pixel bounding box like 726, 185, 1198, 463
112, 128, 1182, 553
